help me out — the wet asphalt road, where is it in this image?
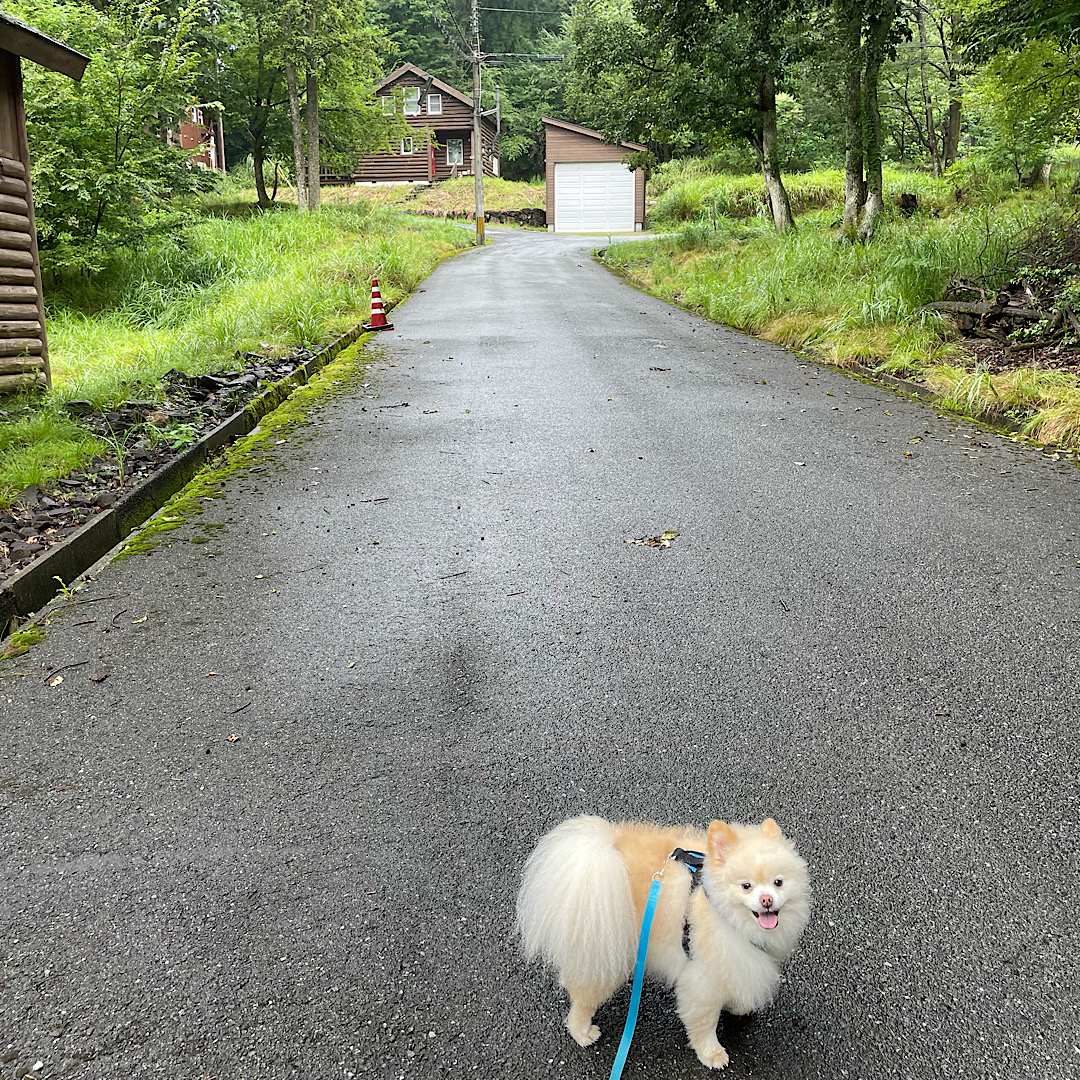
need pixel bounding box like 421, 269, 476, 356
2, 227, 1080, 1080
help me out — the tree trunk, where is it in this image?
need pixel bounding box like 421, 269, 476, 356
759, 71, 794, 232
942, 95, 961, 167
839, 2, 865, 240
306, 69, 320, 212
941, 15, 962, 168
285, 58, 307, 210
915, 3, 942, 176
253, 137, 270, 208
856, 2, 896, 244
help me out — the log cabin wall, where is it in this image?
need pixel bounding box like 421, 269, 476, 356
0, 49, 48, 393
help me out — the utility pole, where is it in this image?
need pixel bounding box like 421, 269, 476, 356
471, 0, 485, 246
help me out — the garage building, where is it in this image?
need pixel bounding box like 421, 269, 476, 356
543, 117, 646, 234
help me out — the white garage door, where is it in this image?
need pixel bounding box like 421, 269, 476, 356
554, 161, 635, 233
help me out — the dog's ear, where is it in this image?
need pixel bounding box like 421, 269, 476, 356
707, 820, 738, 862
760, 818, 783, 840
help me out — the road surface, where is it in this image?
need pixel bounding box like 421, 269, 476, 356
2, 228, 1079, 1079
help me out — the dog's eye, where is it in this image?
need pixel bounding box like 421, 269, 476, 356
740, 882, 752, 891
773, 878, 783, 888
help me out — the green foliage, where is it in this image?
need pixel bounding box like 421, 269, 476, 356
964, 39, 1080, 182
11, 0, 213, 277
616, 172, 1066, 358
369, 0, 470, 83
648, 165, 955, 228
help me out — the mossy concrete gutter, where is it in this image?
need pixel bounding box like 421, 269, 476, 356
0, 325, 366, 636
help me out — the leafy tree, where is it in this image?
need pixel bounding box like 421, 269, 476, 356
966, 38, 1079, 184
210, 0, 292, 206
276, 0, 400, 210
369, 0, 470, 83
834, 0, 904, 242
568, 0, 809, 232
488, 34, 570, 180
950, 0, 1079, 189
10, 0, 211, 277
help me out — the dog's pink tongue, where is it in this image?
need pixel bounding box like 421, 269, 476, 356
758, 912, 779, 930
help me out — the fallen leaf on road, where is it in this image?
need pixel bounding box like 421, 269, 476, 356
47, 675, 63, 687
628, 530, 680, 549
227, 733, 241, 743
91, 672, 109, 684
132, 615, 147, 624
347, 660, 357, 668
205, 671, 219, 677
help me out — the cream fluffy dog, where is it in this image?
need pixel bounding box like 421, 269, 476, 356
516, 815, 811, 1070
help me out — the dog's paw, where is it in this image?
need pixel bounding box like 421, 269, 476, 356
694, 1044, 730, 1070
567, 1021, 601, 1047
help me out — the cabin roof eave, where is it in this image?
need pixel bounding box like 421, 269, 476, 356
0, 13, 90, 80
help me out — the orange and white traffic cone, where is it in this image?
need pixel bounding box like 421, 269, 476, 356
362, 279, 394, 332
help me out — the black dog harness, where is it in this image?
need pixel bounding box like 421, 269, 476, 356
670, 848, 706, 957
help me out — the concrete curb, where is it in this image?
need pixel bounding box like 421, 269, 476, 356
1, 324, 366, 635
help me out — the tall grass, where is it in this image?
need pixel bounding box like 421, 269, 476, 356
611, 194, 1064, 365
45, 204, 468, 406
648, 166, 966, 228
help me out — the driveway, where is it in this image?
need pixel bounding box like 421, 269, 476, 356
2, 227, 1078, 1079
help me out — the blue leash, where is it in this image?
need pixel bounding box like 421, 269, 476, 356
607, 849, 704, 1080
608, 877, 663, 1080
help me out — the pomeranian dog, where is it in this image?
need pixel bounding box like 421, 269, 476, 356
516, 815, 810, 1070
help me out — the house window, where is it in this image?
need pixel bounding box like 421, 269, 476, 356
427, 93, 442, 116
380, 96, 394, 115
446, 138, 464, 166
400, 137, 414, 155
403, 87, 421, 116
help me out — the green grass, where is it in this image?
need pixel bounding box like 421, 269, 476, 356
282, 175, 547, 216
0, 201, 470, 506
646, 165, 1001, 229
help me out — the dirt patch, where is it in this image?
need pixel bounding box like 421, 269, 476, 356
0, 350, 318, 586
960, 338, 1080, 377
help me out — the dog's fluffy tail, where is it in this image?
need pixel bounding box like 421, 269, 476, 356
515, 815, 636, 988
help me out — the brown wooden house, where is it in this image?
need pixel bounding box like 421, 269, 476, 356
326, 64, 498, 186
0, 13, 88, 393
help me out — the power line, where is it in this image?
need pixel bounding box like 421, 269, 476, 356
478, 6, 565, 12
439, 0, 474, 54
425, 0, 472, 60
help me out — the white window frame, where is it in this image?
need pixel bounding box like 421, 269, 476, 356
380, 96, 395, 115
446, 138, 464, 166
400, 137, 414, 155
403, 87, 421, 116
426, 93, 442, 116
